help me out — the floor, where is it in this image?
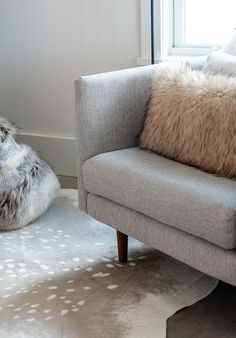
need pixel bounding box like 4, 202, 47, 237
167, 282, 236, 338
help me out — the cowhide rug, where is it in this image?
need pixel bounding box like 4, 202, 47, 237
0, 190, 218, 338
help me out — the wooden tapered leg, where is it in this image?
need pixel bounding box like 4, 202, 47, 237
116, 230, 128, 263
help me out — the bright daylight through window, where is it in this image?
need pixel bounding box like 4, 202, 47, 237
174, 0, 236, 47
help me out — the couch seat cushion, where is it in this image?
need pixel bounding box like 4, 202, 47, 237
83, 147, 236, 249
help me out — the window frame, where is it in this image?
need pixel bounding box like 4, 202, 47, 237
138, 0, 213, 65
138, 0, 174, 65
173, 0, 222, 49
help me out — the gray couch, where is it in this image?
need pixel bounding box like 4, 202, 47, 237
75, 64, 236, 286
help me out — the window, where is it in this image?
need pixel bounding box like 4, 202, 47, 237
139, 0, 236, 65
174, 0, 236, 48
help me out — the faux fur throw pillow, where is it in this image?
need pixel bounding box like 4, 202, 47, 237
139, 63, 236, 178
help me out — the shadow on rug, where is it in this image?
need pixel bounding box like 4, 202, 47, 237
0, 189, 218, 338
167, 282, 236, 338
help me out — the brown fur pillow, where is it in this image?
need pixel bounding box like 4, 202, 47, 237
139, 62, 236, 178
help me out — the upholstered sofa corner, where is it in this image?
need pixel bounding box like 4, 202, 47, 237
75, 64, 236, 287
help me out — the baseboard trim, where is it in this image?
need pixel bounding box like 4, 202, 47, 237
17, 132, 77, 177
58, 175, 77, 189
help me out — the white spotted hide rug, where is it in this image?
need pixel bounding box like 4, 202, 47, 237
0, 190, 218, 338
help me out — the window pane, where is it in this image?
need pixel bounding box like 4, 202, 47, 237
185, 0, 236, 45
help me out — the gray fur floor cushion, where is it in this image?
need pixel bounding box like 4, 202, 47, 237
0, 117, 60, 230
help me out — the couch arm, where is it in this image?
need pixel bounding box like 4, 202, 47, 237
75, 65, 155, 211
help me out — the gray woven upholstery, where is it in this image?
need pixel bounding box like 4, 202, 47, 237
83, 147, 236, 249
75, 63, 236, 286
75, 62, 207, 211
87, 193, 236, 286
75, 65, 156, 211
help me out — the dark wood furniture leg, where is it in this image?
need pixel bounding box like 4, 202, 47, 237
117, 230, 128, 263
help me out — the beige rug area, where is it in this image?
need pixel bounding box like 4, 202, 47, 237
0, 189, 218, 338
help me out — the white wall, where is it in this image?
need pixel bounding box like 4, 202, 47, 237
0, 0, 141, 176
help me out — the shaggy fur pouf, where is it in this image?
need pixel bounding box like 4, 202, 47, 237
0, 117, 60, 231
